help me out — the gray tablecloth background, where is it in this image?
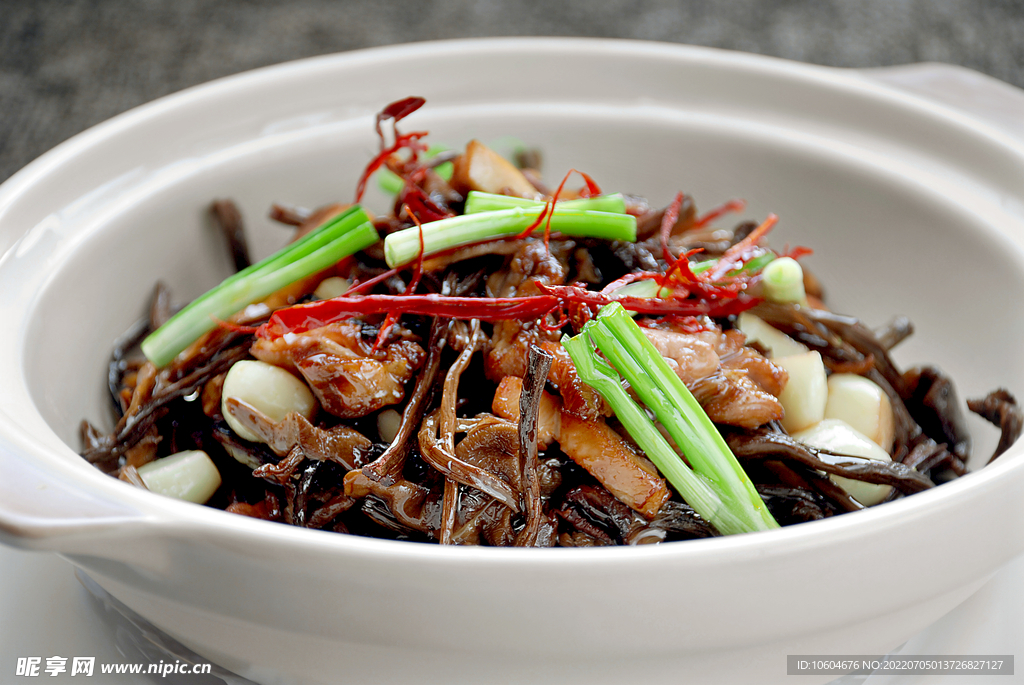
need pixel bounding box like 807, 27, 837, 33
2, 0, 1022, 183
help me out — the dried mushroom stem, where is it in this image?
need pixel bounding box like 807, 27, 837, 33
761, 458, 857, 516
107, 314, 150, 420
437, 319, 485, 544
727, 428, 935, 495
751, 302, 924, 463
968, 389, 1024, 463
515, 344, 554, 547
865, 367, 921, 464
254, 445, 306, 486
875, 315, 914, 351
149, 281, 174, 331
361, 317, 450, 484
268, 202, 313, 227
83, 324, 254, 470
774, 461, 865, 513
224, 397, 372, 470
439, 468, 460, 545
419, 410, 521, 514
805, 308, 909, 396
903, 437, 959, 474
211, 199, 252, 273
440, 320, 484, 446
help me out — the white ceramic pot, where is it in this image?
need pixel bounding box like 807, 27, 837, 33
2, 39, 1024, 685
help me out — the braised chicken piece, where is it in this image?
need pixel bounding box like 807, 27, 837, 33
642, 325, 789, 428
250, 321, 425, 418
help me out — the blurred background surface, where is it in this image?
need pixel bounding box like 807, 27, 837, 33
2, 0, 1023, 183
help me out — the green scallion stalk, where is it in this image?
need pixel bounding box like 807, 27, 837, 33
570, 302, 779, 534
562, 333, 751, 534
761, 256, 806, 304
141, 206, 379, 368
463, 191, 627, 215
383, 207, 636, 268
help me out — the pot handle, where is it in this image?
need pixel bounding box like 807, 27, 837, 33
0, 442, 146, 553
860, 62, 1024, 142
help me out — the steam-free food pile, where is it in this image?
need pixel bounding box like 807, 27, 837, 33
79, 98, 1022, 546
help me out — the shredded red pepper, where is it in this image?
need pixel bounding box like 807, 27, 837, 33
253, 101, 781, 345
210, 316, 259, 334
258, 284, 761, 340
513, 201, 552, 241
520, 168, 603, 250
345, 267, 401, 297
705, 213, 778, 282
372, 205, 427, 350
258, 294, 562, 338
354, 97, 429, 203
693, 198, 747, 229
575, 170, 602, 199
397, 167, 453, 224
635, 315, 711, 334
660, 191, 686, 265
662, 248, 718, 293
537, 306, 570, 332
255, 211, 779, 342
378, 97, 426, 131
536, 284, 759, 318
405, 211, 427, 295
600, 271, 661, 295
783, 245, 814, 260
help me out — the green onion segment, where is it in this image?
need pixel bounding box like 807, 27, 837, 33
561, 302, 779, 535
463, 191, 628, 215
141, 206, 379, 368
383, 206, 636, 268
762, 256, 807, 304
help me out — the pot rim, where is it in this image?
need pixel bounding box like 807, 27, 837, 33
2, 36, 1023, 569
